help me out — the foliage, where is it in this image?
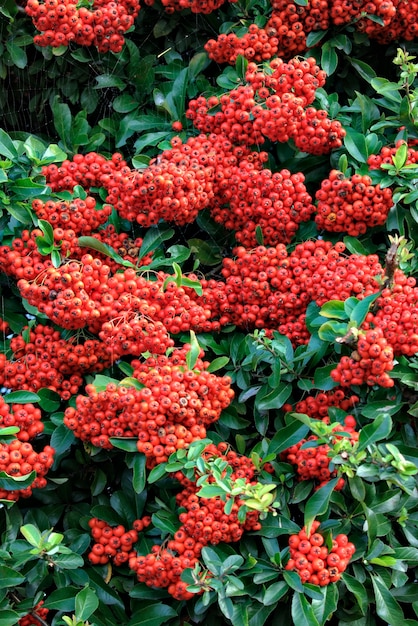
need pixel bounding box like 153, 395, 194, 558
1, 0, 418, 625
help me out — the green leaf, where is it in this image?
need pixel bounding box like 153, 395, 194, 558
109, 438, 138, 452
292, 592, 320, 626
318, 320, 348, 342
127, 604, 178, 626
267, 421, 310, 456
342, 573, 369, 615
77, 236, 135, 268
357, 413, 392, 451
206, 356, 230, 373
361, 401, 402, 418
53, 552, 84, 569
148, 463, 168, 483
349, 58, 377, 82
0, 469, 36, 491
312, 584, 338, 624
306, 30, 327, 47
256, 383, 292, 411
51, 96, 72, 149
186, 330, 201, 371
139, 227, 175, 259
321, 43, 338, 75
75, 586, 99, 621
3, 391, 40, 404
43, 586, 78, 611
20, 524, 42, 547
37, 388, 61, 412
344, 128, 369, 163
0, 611, 21, 626
263, 581, 289, 605
0, 129, 18, 160
0, 565, 25, 588
371, 574, 404, 625
349, 292, 380, 326
50, 423, 76, 456
304, 478, 339, 534
319, 300, 347, 320
130, 453, 146, 494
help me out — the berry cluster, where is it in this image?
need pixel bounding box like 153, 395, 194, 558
315, 170, 394, 236
42, 152, 127, 192
210, 164, 315, 247
204, 0, 418, 66
64, 347, 234, 460
0, 397, 43, 441
99, 311, 174, 359
0, 439, 54, 501
186, 58, 345, 155
32, 196, 112, 235
204, 25, 279, 64
283, 389, 359, 423
0, 228, 53, 281
129, 443, 261, 600
0, 323, 112, 399
160, 0, 229, 14
87, 517, 151, 566
281, 415, 358, 490
285, 521, 356, 585
25, 0, 140, 52
105, 134, 228, 227
18, 601, 49, 626
200, 239, 384, 344
331, 326, 395, 388
369, 270, 418, 356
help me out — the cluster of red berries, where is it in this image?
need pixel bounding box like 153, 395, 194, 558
210, 163, 315, 247
32, 196, 112, 235
281, 415, 358, 490
315, 170, 394, 236
186, 58, 345, 155
105, 134, 233, 227
285, 521, 356, 585
283, 389, 359, 423
0, 323, 112, 399
199, 239, 384, 344
0, 397, 43, 441
368, 270, 418, 356
129, 443, 261, 600
331, 326, 395, 388
0, 223, 152, 284
42, 151, 127, 192
160, 0, 230, 14
367, 140, 418, 170
205, 0, 329, 63
87, 516, 151, 566
18, 601, 49, 626
204, 0, 418, 66
0, 228, 54, 282
25, 0, 140, 52
0, 439, 54, 501
204, 25, 279, 64
64, 347, 234, 460
99, 311, 174, 359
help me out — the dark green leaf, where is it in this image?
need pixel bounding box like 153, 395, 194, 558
77, 236, 135, 268
292, 592, 320, 626
267, 421, 310, 456
75, 586, 99, 621
371, 574, 404, 625
358, 413, 392, 451
3, 391, 40, 404
304, 478, 339, 534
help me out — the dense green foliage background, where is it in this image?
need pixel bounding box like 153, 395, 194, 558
1, 0, 418, 625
